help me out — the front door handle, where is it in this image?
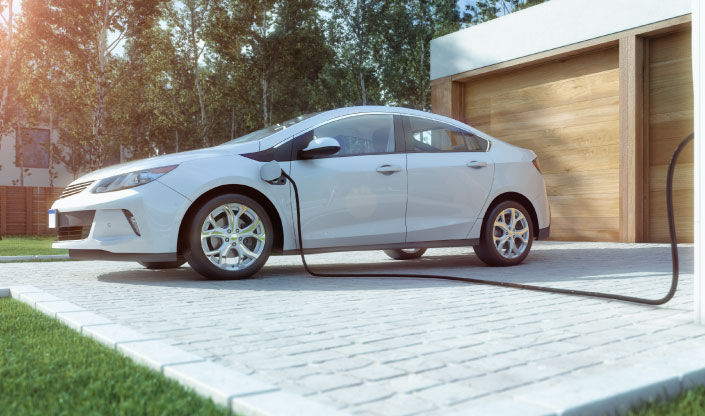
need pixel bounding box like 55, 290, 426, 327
376, 164, 402, 175
467, 161, 488, 169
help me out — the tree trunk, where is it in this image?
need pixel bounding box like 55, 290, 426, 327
420, 39, 426, 109
94, 0, 109, 168
230, 106, 236, 140
0, 0, 13, 127
262, 77, 269, 126
48, 97, 54, 188
194, 66, 208, 147
174, 129, 179, 153
359, 70, 367, 106
188, 3, 209, 147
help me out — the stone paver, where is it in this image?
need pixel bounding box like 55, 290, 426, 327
1, 241, 703, 415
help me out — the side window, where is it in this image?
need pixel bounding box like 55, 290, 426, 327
406, 117, 488, 152
295, 114, 395, 159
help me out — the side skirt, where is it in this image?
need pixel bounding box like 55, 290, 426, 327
279, 238, 480, 256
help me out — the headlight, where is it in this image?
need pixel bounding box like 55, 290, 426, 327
92, 165, 179, 193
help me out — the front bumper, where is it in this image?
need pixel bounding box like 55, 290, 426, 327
51, 180, 190, 255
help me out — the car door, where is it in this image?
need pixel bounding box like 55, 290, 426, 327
289, 113, 407, 249
404, 116, 494, 242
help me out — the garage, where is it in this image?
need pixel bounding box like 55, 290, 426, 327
430, 0, 693, 243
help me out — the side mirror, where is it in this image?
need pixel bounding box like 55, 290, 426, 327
300, 137, 341, 159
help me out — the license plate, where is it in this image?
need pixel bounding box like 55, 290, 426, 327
48, 209, 57, 228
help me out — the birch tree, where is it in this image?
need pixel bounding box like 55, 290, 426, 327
165, 0, 213, 146
0, 0, 16, 133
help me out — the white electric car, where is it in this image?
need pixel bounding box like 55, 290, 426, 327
50, 106, 550, 279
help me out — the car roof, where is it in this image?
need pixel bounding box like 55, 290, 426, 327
230, 106, 494, 152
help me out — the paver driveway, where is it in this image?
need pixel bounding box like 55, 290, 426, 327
1, 242, 703, 415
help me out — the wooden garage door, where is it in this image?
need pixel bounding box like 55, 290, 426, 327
647, 29, 693, 243
464, 47, 620, 241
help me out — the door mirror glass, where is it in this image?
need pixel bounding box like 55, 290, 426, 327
300, 137, 341, 159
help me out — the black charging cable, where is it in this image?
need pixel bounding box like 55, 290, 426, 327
281, 133, 694, 306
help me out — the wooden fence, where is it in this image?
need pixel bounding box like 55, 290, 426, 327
0, 186, 64, 236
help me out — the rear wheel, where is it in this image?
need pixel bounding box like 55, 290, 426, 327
185, 194, 274, 280
473, 200, 533, 266
139, 261, 185, 270
384, 248, 427, 260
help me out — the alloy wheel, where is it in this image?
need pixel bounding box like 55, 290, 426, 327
492, 207, 530, 259
200, 203, 266, 270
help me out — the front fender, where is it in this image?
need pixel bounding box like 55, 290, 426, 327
158, 155, 296, 251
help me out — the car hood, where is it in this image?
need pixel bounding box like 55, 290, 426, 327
72, 141, 259, 183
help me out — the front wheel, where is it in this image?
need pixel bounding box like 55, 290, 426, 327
384, 248, 427, 260
185, 194, 274, 280
473, 201, 534, 266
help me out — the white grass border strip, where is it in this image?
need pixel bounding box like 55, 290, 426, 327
1, 286, 347, 416
0, 254, 70, 262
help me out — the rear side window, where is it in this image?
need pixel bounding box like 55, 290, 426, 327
405, 116, 488, 152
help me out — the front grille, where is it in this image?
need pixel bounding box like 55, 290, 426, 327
58, 226, 91, 241
60, 181, 94, 198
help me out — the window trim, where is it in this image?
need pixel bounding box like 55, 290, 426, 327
402, 115, 490, 154
292, 113, 404, 160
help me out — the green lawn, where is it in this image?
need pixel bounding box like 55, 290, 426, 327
626, 385, 705, 415
0, 298, 231, 415
0, 235, 67, 256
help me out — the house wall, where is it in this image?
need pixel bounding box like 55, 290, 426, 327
0, 129, 75, 188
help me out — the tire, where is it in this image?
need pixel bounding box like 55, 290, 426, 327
185, 194, 274, 280
473, 200, 534, 267
384, 248, 427, 260
139, 261, 185, 270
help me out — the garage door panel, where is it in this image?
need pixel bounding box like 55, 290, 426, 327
465, 48, 619, 100
549, 195, 620, 218
550, 217, 620, 241
650, 85, 694, 115
490, 96, 619, 136
463, 46, 620, 241
493, 120, 618, 151
649, 30, 692, 63
649, 136, 694, 166
649, 117, 695, 144
489, 69, 619, 117
649, 58, 693, 89
649, 163, 694, 192
647, 29, 693, 243
538, 144, 619, 174
543, 169, 619, 197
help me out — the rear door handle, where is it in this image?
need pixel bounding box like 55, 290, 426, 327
376, 164, 402, 175
467, 161, 488, 169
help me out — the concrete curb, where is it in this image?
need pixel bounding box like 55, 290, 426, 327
0, 254, 71, 262
0, 286, 348, 416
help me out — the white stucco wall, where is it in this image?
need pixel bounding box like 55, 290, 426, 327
430, 0, 692, 80
0, 130, 75, 188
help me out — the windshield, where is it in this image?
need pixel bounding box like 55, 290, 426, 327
222, 113, 319, 145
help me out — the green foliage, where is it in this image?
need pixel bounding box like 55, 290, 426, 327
10, 0, 547, 172
464, 0, 548, 25
624, 385, 705, 416
0, 298, 231, 415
